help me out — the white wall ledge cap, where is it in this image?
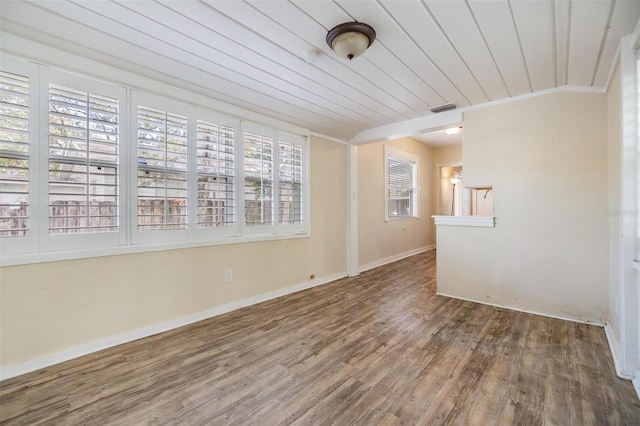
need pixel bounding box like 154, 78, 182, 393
431, 215, 495, 228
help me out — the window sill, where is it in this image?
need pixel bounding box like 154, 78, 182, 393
431, 215, 495, 228
0, 232, 310, 267
385, 216, 419, 222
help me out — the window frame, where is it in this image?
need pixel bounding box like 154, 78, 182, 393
384, 145, 419, 221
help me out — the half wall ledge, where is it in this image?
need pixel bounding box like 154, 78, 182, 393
432, 216, 495, 228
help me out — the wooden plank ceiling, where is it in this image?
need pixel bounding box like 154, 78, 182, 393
1, 0, 638, 142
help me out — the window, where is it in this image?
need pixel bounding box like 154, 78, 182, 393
48, 84, 119, 235
46, 71, 125, 251
0, 56, 309, 264
242, 126, 307, 234
278, 133, 304, 226
385, 146, 418, 220
243, 126, 274, 227
0, 71, 29, 238
197, 119, 235, 229
136, 105, 188, 231
1, 62, 126, 255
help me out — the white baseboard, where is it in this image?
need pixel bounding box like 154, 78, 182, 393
359, 245, 435, 273
604, 324, 634, 380
0, 271, 347, 382
436, 291, 606, 327
604, 325, 640, 401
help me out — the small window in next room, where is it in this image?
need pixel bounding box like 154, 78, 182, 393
384, 145, 418, 220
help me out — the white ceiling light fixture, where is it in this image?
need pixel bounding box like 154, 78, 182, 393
326, 22, 376, 60
445, 126, 463, 136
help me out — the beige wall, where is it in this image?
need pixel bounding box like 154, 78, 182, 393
607, 61, 622, 344
434, 145, 462, 165
437, 91, 609, 322
357, 138, 435, 269
0, 136, 347, 368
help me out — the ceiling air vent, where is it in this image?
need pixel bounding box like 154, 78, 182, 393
430, 102, 457, 113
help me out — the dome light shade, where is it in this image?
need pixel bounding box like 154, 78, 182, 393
326, 22, 376, 60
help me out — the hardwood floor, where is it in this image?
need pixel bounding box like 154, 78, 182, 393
1, 250, 639, 425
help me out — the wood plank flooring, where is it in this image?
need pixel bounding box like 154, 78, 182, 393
1, 250, 639, 425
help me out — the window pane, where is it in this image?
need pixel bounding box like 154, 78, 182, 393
279, 140, 302, 224
197, 120, 235, 227
244, 131, 273, 226
137, 106, 187, 230
0, 71, 29, 237
48, 85, 119, 234
387, 155, 415, 218
388, 198, 412, 218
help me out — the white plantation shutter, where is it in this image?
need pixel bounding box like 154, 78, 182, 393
197, 120, 235, 228
0, 58, 309, 262
243, 129, 273, 226
48, 84, 119, 234
278, 136, 303, 225
137, 106, 188, 230
0, 71, 29, 238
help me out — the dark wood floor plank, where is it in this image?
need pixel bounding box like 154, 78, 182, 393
460, 310, 527, 425
1, 250, 639, 425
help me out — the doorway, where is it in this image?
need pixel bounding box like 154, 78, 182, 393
439, 165, 462, 216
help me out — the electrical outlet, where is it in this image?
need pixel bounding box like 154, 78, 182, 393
224, 269, 233, 283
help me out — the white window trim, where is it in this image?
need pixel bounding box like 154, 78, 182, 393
635, 43, 640, 263
0, 55, 311, 266
0, 232, 310, 267
384, 145, 419, 221
613, 31, 640, 380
